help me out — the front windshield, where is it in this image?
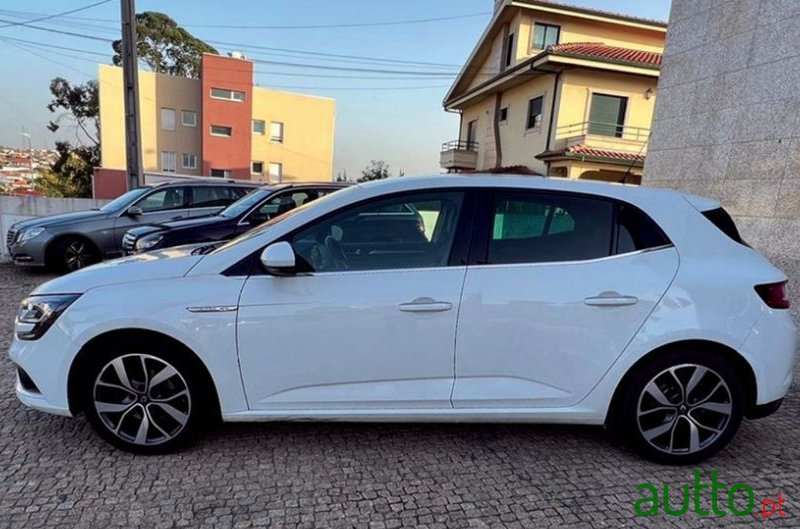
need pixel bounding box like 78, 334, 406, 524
212, 189, 343, 254
219, 188, 271, 218
100, 188, 150, 212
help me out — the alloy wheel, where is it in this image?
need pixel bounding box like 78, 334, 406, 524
65, 240, 93, 271
92, 354, 192, 446
636, 363, 733, 455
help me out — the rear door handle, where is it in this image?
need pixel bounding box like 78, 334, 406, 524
398, 297, 453, 313
584, 293, 639, 307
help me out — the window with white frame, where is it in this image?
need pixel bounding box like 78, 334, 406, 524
181, 110, 197, 127
210, 88, 245, 102
270, 121, 284, 143
161, 151, 177, 172
182, 153, 197, 169
252, 120, 265, 135
210, 125, 232, 137
269, 162, 283, 182
160, 108, 176, 131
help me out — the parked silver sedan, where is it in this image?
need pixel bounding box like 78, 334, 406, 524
6, 181, 256, 272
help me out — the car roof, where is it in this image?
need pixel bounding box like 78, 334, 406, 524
152, 180, 258, 188
351, 174, 718, 209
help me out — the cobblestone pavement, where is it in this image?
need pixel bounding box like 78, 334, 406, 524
1, 263, 798, 529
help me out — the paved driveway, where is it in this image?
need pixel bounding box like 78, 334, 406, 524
1, 263, 798, 528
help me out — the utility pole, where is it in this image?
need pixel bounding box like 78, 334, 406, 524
120, 0, 142, 189
20, 131, 32, 175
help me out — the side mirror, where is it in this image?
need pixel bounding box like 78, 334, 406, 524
127, 206, 143, 217
260, 241, 296, 276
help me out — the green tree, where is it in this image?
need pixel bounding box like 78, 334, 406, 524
36, 142, 98, 198
112, 11, 218, 78
43, 78, 100, 198
358, 160, 393, 183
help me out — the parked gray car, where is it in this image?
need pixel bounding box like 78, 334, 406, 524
6, 180, 257, 271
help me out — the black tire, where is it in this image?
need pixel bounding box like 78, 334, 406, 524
80, 336, 213, 454
49, 236, 100, 273
613, 349, 744, 464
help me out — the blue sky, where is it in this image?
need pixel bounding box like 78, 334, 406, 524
0, 0, 671, 176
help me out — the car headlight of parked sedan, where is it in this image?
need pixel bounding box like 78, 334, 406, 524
17, 227, 45, 244
15, 294, 81, 340
135, 233, 164, 251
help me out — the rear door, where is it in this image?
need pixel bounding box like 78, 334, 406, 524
452, 190, 679, 408
187, 185, 249, 218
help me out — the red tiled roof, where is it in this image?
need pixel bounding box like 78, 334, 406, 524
548, 42, 662, 69
537, 144, 646, 163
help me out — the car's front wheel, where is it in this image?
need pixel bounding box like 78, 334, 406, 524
615, 349, 744, 464
81, 341, 208, 454
50, 236, 99, 272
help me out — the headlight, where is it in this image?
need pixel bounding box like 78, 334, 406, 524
17, 227, 45, 243
135, 234, 164, 251
16, 294, 80, 340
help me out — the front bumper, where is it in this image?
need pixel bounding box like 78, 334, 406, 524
8, 325, 74, 417
8, 239, 48, 266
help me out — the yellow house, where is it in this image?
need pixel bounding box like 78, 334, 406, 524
441, 0, 666, 184
98, 54, 335, 195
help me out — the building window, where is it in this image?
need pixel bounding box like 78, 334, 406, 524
252, 161, 264, 174
182, 153, 197, 169
160, 108, 176, 131
588, 93, 628, 138
161, 151, 176, 172
210, 88, 245, 102
210, 125, 232, 137
532, 23, 560, 49
504, 33, 515, 68
499, 107, 508, 122
270, 121, 284, 143
210, 168, 231, 178
269, 162, 283, 182
527, 96, 544, 129
181, 110, 197, 127
252, 120, 265, 135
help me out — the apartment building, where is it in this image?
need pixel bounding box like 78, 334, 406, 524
96, 53, 335, 198
441, 0, 666, 183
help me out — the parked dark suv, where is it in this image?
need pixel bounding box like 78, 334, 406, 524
6, 180, 257, 271
123, 183, 347, 254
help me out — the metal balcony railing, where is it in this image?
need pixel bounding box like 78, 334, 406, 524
441, 140, 479, 152
556, 121, 651, 142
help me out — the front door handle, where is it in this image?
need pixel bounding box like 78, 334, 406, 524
584, 293, 639, 307
398, 297, 453, 313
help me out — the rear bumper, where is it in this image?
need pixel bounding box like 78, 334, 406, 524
746, 398, 783, 419
739, 309, 797, 405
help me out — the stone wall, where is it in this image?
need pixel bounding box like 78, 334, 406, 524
644, 0, 800, 309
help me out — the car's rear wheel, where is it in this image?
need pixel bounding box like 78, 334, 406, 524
81, 339, 208, 454
50, 236, 99, 272
615, 349, 744, 464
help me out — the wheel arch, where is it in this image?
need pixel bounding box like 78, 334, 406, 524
44, 232, 101, 268
66, 328, 222, 421
605, 339, 757, 426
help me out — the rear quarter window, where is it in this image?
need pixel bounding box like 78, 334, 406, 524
702, 207, 747, 245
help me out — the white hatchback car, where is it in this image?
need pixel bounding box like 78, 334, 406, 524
10, 176, 796, 463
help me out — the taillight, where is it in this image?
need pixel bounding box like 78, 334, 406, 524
755, 281, 790, 309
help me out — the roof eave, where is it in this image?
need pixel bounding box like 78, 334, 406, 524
510, 0, 667, 31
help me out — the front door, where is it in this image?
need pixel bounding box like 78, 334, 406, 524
237, 190, 471, 410
112, 186, 189, 253
453, 190, 678, 408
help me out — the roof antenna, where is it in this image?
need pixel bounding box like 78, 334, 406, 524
620, 132, 651, 184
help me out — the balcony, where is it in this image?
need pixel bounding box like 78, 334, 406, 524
439, 140, 478, 171
553, 121, 650, 154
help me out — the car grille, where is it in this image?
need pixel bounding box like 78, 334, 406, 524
6, 227, 18, 249
122, 232, 137, 252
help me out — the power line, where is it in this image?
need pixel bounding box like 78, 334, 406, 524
0, 0, 112, 29
0, 35, 108, 57
0, 16, 111, 41
148, 12, 491, 30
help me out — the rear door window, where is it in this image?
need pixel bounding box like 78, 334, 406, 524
616, 203, 671, 254
191, 186, 237, 208
488, 192, 614, 264
135, 187, 187, 212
